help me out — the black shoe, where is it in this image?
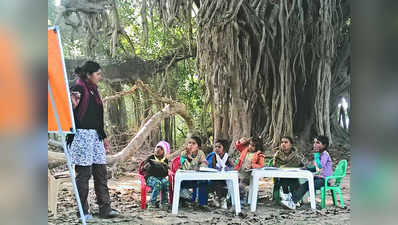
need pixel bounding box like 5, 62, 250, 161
99, 209, 120, 219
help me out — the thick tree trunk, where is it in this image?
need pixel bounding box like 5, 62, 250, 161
157, 0, 349, 151
198, 1, 255, 154
229, 65, 252, 154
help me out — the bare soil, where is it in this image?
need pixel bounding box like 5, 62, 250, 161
48, 146, 350, 225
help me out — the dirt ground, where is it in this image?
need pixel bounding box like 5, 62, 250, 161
48, 146, 350, 225
48, 171, 350, 225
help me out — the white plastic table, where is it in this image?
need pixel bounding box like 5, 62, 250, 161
171, 170, 241, 215
248, 168, 316, 212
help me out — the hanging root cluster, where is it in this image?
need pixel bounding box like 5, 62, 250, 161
150, 0, 349, 149
56, 0, 135, 59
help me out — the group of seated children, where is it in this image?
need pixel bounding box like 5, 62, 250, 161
141, 134, 333, 211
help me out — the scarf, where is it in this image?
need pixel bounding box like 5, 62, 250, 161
215, 153, 229, 170
75, 78, 103, 121
274, 147, 304, 168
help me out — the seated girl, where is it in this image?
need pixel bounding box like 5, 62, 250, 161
179, 136, 210, 210
273, 136, 307, 201
234, 137, 265, 204
207, 139, 234, 208
142, 141, 170, 210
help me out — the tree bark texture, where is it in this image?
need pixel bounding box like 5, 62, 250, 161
194, 0, 350, 148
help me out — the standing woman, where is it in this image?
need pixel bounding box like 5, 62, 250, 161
67, 61, 119, 219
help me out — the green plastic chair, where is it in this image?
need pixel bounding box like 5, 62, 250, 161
320, 159, 347, 209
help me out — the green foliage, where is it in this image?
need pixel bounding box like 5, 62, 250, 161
118, 2, 203, 140
175, 60, 203, 121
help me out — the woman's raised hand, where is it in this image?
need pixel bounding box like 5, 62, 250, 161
71, 91, 81, 109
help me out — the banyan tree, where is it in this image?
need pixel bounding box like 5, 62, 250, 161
154, 0, 350, 149
54, 0, 350, 153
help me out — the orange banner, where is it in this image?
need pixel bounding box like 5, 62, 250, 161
48, 27, 75, 132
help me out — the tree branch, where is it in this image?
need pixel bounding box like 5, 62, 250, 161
65, 46, 196, 83
103, 84, 139, 102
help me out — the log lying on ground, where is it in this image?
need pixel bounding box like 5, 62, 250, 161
107, 103, 191, 164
